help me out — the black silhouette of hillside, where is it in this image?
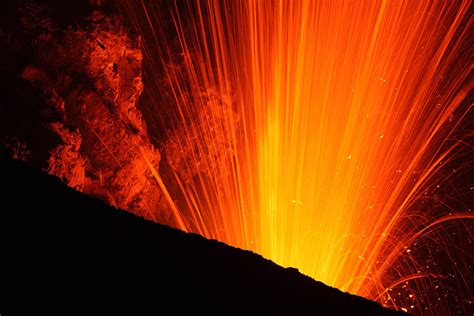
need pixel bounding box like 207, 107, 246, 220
0, 156, 407, 315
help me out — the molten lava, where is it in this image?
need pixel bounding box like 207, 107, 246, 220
115, 0, 474, 313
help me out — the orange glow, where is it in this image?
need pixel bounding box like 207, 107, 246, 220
121, 0, 472, 312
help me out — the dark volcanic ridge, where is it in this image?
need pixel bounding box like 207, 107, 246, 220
0, 156, 407, 315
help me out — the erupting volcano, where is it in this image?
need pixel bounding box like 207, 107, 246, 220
1, 0, 472, 314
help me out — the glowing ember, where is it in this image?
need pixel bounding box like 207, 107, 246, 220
120, 0, 472, 313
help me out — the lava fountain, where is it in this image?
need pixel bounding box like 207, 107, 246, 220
120, 0, 472, 313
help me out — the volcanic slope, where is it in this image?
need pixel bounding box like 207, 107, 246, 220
0, 156, 407, 315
